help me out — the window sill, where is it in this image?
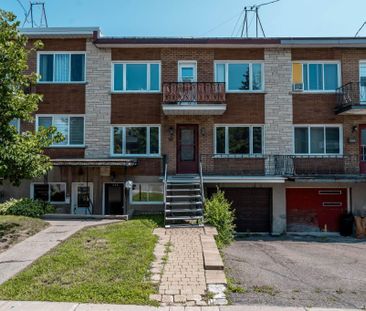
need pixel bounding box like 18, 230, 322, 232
110, 155, 162, 159
37, 82, 87, 85
225, 91, 266, 94
291, 91, 337, 95
111, 91, 162, 94
46, 146, 86, 149
293, 154, 343, 158
212, 154, 265, 159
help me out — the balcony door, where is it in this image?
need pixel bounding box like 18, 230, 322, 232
177, 124, 199, 174
360, 62, 366, 103
360, 125, 366, 174
178, 61, 197, 82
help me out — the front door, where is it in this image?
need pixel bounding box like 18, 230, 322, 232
177, 124, 199, 174
104, 183, 124, 215
72, 182, 93, 215
360, 125, 366, 174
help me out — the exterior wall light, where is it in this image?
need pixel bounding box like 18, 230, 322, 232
200, 127, 206, 137
168, 126, 174, 141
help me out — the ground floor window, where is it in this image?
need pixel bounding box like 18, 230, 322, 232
294, 125, 342, 155
215, 125, 263, 155
130, 183, 163, 204
112, 125, 160, 156
31, 183, 66, 204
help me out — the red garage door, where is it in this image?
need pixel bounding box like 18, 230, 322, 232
286, 188, 347, 232
207, 188, 272, 233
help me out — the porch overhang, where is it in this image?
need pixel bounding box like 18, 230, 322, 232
287, 175, 366, 183
203, 176, 287, 184
52, 158, 138, 167
162, 104, 227, 115
336, 105, 366, 115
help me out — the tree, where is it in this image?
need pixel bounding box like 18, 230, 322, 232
0, 10, 61, 186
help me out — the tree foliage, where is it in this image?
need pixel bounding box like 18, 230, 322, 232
0, 10, 61, 186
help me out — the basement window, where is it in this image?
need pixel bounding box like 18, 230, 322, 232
31, 183, 66, 204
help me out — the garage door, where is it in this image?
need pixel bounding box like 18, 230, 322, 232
207, 188, 272, 233
286, 188, 347, 232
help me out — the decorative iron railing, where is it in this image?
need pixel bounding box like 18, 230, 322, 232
162, 82, 226, 104
336, 82, 366, 112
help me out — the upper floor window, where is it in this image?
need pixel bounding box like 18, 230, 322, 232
38, 52, 86, 83
294, 125, 342, 155
112, 62, 161, 92
215, 62, 263, 92
36, 115, 85, 147
292, 62, 340, 92
112, 125, 160, 156
215, 125, 263, 155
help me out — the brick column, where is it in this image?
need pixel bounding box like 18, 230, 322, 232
85, 40, 111, 159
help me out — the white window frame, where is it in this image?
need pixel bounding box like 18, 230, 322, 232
111, 61, 161, 93
129, 182, 164, 205
37, 51, 86, 84
110, 124, 161, 157
178, 60, 197, 82
30, 182, 67, 204
293, 124, 343, 156
214, 60, 265, 93
213, 124, 264, 156
9, 119, 20, 133
293, 61, 341, 93
35, 114, 85, 148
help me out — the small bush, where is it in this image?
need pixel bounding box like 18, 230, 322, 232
0, 198, 54, 218
204, 188, 235, 247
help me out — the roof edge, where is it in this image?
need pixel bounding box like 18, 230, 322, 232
20, 27, 100, 38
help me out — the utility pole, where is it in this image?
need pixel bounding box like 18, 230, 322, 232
22, 1, 48, 28
240, 0, 280, 38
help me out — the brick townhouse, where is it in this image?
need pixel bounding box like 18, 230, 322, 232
2, 27, 366, 233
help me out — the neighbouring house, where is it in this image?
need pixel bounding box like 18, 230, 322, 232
2, 26, 366, 233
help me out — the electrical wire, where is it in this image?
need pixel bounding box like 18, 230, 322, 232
200, 11, 245, 37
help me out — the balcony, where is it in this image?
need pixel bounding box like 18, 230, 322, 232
162, 82, 226, 115
200, 154, 363, 178
336, 82, 366, 115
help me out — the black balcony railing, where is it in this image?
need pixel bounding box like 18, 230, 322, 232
162, 82, 226, 104
336, 81, 366, 113
200, 154, 362, 177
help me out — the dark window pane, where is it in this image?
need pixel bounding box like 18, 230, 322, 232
253, 127, 263, 154
113, 128, 123, 154
126, 127, 147, 154
324, 64, 338, 90
77, 186, 90, 207
180, 129, 194, 161
70, 117, 84, 145
150, 127, 159, 154
309, 64, 323, 90
229, 127, 249, 154
228, 64, 249, 90
50, 184, 66, 202
216, 127, 225, 154
303, 64, 308, 90
295, 127, 308, 154
39, 54, 53, 82
126, 64, 147, 91
114, 64, 123, 91
310, 127, 325, 154
33, 184, 49, 202
71, 54, 85, 81
326, 127, 340, 154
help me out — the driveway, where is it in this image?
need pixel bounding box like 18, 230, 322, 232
223, 236, 366, 309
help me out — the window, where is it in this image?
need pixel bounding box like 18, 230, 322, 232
31, 183, 66, 204
294, 126, 342, 155
292, 62, 340, 91
215, 125, 263, 155
131, 183, 164, 204
112, 125, 160, 156
215, 62, 263, 91
36, 115, 85, 147
9, 119, 20, 132
112, 62, 161, 92
38, 53, 85, 83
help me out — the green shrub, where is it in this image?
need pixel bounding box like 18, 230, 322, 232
204, 188, 235, 247
0, 198, 54, 218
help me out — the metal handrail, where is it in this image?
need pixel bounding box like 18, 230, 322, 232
199, 156, 205, 224
163, 156, 168, 226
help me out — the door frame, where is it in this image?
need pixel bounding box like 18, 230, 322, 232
176, 124, 199, 174
71, 182, 94, 215
359, 124, 366, 173
102, 182, 125, 215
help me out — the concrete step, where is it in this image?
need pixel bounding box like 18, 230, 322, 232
166, 188, 201, 192
166, 208, 203, 213
165, 215, 203, 221
166, 195, 202, 199
166, 201, 203, 206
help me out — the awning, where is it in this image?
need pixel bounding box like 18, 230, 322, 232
52, 158, 138, 167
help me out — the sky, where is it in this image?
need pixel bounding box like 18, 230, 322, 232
2, 0, 366, 38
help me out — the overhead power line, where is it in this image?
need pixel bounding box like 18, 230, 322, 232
200, 11, 245, 36
355, 21, 366, 37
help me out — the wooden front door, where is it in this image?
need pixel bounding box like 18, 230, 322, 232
360, 125, 366, 174
177, 124, 199, 174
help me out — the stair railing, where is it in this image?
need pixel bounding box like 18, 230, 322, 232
199, 156, 205, 224
163, 155, 168, 226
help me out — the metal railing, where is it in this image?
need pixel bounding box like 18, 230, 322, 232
163, 155, 168, 227
200, 154, 362, 176
336, 81, 366, 112
162, 82, 226, 104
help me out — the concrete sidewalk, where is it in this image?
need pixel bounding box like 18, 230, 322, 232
0, 219, 121, 285
0, 301, 361, 310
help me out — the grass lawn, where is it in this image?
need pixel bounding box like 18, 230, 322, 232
0, 215, 48, 253
0, 217, 161, 305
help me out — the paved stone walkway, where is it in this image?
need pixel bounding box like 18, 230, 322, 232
0, 301, 360, 310
0, 219, 121, 285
